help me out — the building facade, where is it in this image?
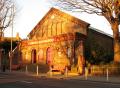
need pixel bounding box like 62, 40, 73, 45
15, 8, 115, 74
17, 8, 89, 74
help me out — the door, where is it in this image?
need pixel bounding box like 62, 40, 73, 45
31, 49, 36, 63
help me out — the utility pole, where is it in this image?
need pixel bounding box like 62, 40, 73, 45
10, 4, 14, 72
0, 49, 2, 70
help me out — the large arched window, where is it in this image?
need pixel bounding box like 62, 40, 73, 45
31, 49, 37, 63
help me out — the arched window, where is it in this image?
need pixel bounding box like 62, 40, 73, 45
31, 49, 37, 63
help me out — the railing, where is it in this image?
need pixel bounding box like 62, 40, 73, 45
84, 65, 120, 81
90, 65, 120, 76
17, 64, 120, 82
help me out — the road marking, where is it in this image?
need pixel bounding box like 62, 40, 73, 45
81, 80, 120, 86
0, 77, 5, 79
20, 80, 32, 84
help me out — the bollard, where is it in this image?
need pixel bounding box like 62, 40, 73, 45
78, 66, 80, 74
106, 68, 109, 81
49, 66, 52, 77
37, 65, 39, 76
25, 65, 28, 74
65, 66, 68, 77
85, 67, 88, 80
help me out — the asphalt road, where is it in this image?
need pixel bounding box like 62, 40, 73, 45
0, 73, 120, 88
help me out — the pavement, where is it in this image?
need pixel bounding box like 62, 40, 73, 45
0, 70, 120, 84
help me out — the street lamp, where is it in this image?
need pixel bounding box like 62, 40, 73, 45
10, 4, 14, 72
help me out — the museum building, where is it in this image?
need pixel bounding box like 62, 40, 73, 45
14, 8, 114, 74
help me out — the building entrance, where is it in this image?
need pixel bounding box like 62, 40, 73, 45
31, 49, 36, 63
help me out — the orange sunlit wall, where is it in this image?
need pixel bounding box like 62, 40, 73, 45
17, 8, 89, 74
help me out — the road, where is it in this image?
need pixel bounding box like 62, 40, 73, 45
0, 72, 120, 88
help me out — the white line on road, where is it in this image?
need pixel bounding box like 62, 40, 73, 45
0, 77, 5, 79
20, 80, 32, 84
83, 80, 120, 86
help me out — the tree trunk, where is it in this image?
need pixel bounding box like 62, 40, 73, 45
112, 22, 120, 63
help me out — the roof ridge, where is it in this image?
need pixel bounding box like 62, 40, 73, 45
89, 26, 112, 37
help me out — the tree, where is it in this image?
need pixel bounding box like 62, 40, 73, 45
0, 40, 18, 69
85, 35, 113, 65
49, 0, 120, 63
0, 0, 15, 38
0, 40, 17, 54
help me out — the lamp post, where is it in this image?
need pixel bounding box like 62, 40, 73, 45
10, 20, 13, 72
10, 4, 14, 72
0, 49, 3, 70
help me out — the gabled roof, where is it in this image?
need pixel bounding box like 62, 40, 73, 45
89, 26, 112, 38
27, 7, 90, 38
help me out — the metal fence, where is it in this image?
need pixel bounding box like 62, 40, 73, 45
17, 64, 120, 82
90, 65, 120, 76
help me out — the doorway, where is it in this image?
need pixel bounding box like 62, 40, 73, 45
31, 49, 36, 63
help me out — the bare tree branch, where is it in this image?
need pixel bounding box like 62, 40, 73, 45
49, 0, 120, 24
0, 0, 15, 37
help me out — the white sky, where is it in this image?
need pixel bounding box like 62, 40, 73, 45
4, 0, 113, 39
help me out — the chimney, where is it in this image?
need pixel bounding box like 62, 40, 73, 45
16, 32, 20, 41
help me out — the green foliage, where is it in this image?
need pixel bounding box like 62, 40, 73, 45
0, 40, 18, 68
85, 34, 113, 65
0, 40, 17, 54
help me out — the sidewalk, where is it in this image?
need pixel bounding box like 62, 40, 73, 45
23, 71, 120, 83
0, 70, 120, 83
67, 75, 120, 84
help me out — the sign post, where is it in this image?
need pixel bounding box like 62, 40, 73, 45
106, 68, 109, 81
37, 65, 39, 76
